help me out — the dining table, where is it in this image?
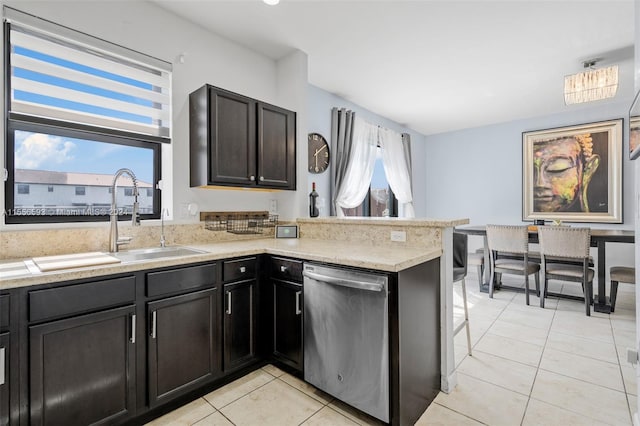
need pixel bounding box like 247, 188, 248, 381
455, 225, 635, 314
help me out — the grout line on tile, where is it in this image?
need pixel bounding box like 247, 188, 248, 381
276, 376, 335, 406
432, 402, 491, 425
527, 395, 625, 426
456, 371, 531, 398
610, 318, 636, 423
207, 372, 277, 410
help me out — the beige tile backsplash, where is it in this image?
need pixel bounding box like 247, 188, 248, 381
0, 223, 274, 260
1, 217, 461, 260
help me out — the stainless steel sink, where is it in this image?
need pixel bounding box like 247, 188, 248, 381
112, 246, 207, 263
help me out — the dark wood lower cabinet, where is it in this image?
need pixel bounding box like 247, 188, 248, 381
0, 332, 9, 426
272, 280, 303, 371
29, 305, 136, 426
223, 280, 256, 372
147, 288, 219, 407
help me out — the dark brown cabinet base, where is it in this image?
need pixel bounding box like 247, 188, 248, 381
0, 332, 9, 426
9, 255, 441, 426
272, 279, 303, 371
148, 288, 220, 407
28, 305, 136, 426
223, 280, 257, 372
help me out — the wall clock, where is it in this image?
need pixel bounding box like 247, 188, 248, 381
308, 133, 330, 174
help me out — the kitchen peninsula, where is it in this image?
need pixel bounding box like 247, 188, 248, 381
0, 216, 467, 425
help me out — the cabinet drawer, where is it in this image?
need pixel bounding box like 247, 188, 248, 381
270, 257, 303, 283
0, 295, 9, 331
29, 276, 135, 323
223, 257, 257, 282
147, 263, 216, 297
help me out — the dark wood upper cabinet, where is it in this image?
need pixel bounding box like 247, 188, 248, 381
190, 85, 296, 190
258, 102, 296, 189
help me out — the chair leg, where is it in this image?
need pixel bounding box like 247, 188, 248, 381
534, 272, 540, 297
540, 276, 546, 309
610, 280, 619, 313
584, 279, 591, 316
524, 273, 530, 306
489, 269, 495, 299
476, 265, 483, 292
461, 278, 472, 356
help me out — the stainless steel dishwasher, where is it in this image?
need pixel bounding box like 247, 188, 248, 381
303, 263, 389, 423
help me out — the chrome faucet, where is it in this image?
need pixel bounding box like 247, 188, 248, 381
109, 168, 141, 252
160, 208, 168, 248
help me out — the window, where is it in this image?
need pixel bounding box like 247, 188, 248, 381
344, 147, 398, 217
17, 184, 29, 194
4, 7, 171, 224
124, 188, 134, 197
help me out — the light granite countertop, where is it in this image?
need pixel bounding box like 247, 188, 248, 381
0, 238, 442, 290
297, 216, 468, 227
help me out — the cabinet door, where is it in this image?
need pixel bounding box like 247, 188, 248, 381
0, 333, 8, 426
223, 280, 256, 371
148, 288, 219, 407
257, 103, 296, 189
209, 88, 257, 186
273, 280, 303, 371
29, 305, 136, 426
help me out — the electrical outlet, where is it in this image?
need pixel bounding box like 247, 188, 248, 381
269, 199, 278, 214
390, 230, 406, 242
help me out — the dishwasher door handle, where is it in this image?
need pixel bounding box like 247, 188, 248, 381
303, 270, 385, 292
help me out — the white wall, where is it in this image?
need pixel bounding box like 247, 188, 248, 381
633, 0, 640, 419
424, 102, 635, 228
307, 84, 428, 217
423, 101, 636, 264
0, 0, 309, 226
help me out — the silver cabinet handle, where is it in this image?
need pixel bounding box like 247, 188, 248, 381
0, 347, 5, 385
226, 291, 232, 315
151, 311, 157, 339
295, 291, 302, 315
239, 266, 246, 273
259, 176, 264, 182
130, 314, 136, 344
280, 265, 287, 273
249, 175, 255, 181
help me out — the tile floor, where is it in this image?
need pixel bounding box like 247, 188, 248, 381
147, 275, 637, 425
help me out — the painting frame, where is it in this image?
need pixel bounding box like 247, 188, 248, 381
629, 90, 640, 160
522, 119, 623, 223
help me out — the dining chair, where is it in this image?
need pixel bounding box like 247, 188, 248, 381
452, 232, 472, 356
538, 226, 594, 315
468, 250, 485, 291
609, 266, 635, 313
486, 225, 540, 305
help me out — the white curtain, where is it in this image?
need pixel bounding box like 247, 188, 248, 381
334, 117, 378, 216
379, 127, 415, 218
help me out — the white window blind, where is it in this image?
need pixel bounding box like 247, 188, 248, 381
5, 7, 172, 140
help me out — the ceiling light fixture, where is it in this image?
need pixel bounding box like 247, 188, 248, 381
564, 60, 618, 105
263, 0, 280, 5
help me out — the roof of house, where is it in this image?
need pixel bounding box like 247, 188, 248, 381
15, 169, 153, 188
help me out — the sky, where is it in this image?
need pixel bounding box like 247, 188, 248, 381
12, 35, 157, 185
15, 130, 154, 185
